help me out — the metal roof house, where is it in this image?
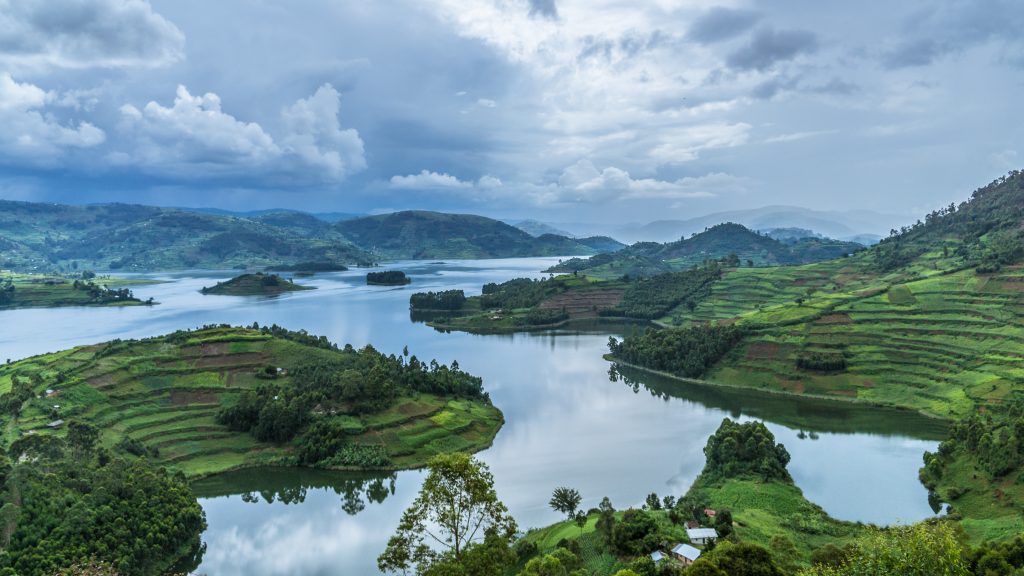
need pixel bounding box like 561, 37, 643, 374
671, 543, 701, 565
650, 550, 665, 563
46, 419, 64, 429
686, 527, 718, 545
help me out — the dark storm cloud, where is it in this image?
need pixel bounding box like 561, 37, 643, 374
726, 27, 818, 72
687, 7, 760, 44
881, 0, 1024, 69
0, 0, 184, 68
528, 0, 558, 20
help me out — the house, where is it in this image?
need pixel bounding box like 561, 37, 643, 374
46, 419, 64, 429
670, 543, 701, 565
704, 508, 717, 519
686, 520, 701, 529
650, 551, 666, 564
686, 527, 718, 545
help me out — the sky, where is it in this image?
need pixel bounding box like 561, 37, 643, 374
0, 0, 1022, 225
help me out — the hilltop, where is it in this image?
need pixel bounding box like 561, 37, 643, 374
548, 222, 864, 278
335, 210, 601, 259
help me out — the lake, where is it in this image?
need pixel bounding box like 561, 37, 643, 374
0, 258, 944, 576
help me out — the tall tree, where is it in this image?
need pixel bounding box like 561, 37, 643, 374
549, 486, 582, 521
378, 453, 516, 574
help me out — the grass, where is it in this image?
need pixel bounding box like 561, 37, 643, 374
0, 326, 502, 479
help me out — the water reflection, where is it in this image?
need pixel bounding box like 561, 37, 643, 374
194, 468, 399, 515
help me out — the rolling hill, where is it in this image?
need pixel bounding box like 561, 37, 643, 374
334, 210, 600, 259
549, 222, 864, 278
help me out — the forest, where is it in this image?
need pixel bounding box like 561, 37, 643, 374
409, 289, 467, 310
600, 264, 721, 319
608, 324, 746, 379
367, 270, 411, 285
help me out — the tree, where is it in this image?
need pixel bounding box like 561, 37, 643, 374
378, 453, 516, 574
644, 492, 661, 510
574, 511, 587, 536
798, 523, 969, 576
66, 421, 99, 456
595, 497, 616, 547
549, 487, 582, 521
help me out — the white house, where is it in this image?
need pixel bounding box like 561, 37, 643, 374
686, 527, 718, 545
670, 543, 701, 565
650, 550, 665, 564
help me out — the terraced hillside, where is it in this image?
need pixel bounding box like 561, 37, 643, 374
0, 326, 502, 478
0, 272, 155, 310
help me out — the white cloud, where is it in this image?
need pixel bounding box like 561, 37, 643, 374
389, 170, 504, 191
389, 170, 473, 190
552, 159, 743, 202
0, 0, 185, 70
649, 122, 751, 163
114, 83, 365, 183
0, 73, 105, 164
763, 129, 835, 144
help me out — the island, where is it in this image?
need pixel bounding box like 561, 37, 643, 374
200, 272, 313, 296
367, 270, 412, 286
0, 325, 502, 574
0, 271, 154, 310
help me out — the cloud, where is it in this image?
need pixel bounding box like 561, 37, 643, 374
528, 0, 558, 20
687, 8, 760, 44
114, 83, 365, 183
763, 130, 835, 144
0, 0, 184, 70
726, 27, 818, 71
648, 123, 751, 163
389, 170, 501, 191
553, 160, 743, 202
0, 73, 105, 165
280, 84, 366, 181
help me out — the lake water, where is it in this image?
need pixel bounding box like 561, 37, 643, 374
0, 258, 944, 576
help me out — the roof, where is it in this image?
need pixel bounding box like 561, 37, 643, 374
46, 419, 64, 428
650, 551, 665, 562
672, 543, 701, 561
686, 527, 718, 539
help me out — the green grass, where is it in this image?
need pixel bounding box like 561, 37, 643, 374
0, 272, 156, 310
0, 327, 502, 479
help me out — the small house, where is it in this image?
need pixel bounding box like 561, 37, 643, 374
686, 520, 701, 529
670, 543, 701, 565
650, 550, 665, 564
686, 527, 718, 545
704, 508, 717, 519
46, 419, 64, 429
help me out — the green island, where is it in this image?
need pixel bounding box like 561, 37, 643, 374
377, 420, 1024, 576
368, 270, 412, 286
0, 271, 153, 310
0, 326, 501, 574
199, 272, 314, 296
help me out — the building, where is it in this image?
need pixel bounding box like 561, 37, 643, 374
46, 419, 64, 429
686, 527, 718, 545
704, 508, 717, 519
650, 550, 666, 564
670, 543, 701, 565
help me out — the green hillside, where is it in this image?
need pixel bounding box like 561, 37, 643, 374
0, 325, 503, 478
0, 272, 154, 310
0, 201, 372, 272
335, 210, 598, 259
549, 222, 864, 278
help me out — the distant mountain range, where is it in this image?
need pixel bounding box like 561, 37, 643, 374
0, 202, 617, 272
609, 206, 901, 244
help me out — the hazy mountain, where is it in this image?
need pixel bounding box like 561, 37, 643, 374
512, 219, 572, 237
615, 206, 905, 243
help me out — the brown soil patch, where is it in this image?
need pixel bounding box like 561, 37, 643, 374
780, 380, 806, 394
816, 313, 852, 325
861, 380, 876, 388
829, 389, 857, 397
745, 342, 782, 360
181, 342, 230, 357
86, 372, 118, 388
538, 289, 625, 319
195, 352, 267, 369
170, 390, 217, 405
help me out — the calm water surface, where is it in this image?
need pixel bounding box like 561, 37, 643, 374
0, 258, 943, 576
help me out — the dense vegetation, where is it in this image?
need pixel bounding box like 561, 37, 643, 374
200, 272, 312, 296
0, 428, 205, 575
701, 419, 792, 483
366, 270, 411, 285
409, 289, 467, 310
608, 324, 746, 379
